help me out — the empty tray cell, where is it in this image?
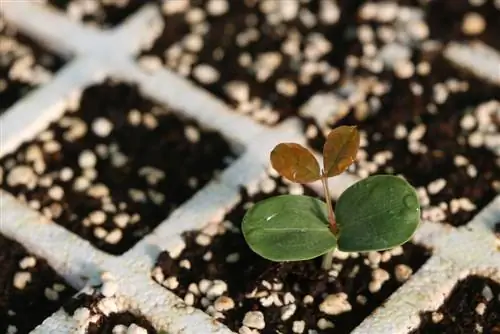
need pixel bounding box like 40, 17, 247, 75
64, 287, 157, 333
0, 233, 76, 334
151, 174, 431, 333
44, 0, 156, 29
426, 0, 500, 51
413, 276, 500, 334
139, 0, 361, 125
307, 50, 500, 227
0, 18, 65, 115
0, 79, 236, 254
299, 1, 474, 129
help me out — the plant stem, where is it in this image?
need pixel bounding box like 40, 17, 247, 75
321, 176, 337, 271
321, 249, 335, 270
321, 175, 337, 235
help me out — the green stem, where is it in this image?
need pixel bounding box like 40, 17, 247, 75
321, 175, 337, 235
321, 175, 337, 271
321, 249, 335, 270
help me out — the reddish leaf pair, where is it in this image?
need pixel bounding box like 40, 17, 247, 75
270, 126, 360, 183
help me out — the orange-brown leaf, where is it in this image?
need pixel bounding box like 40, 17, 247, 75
270, 143, 321, 183
323, 126, 360, 177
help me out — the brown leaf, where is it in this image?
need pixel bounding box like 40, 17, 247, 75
270, 143, 321, 183
323, 126, 360, 177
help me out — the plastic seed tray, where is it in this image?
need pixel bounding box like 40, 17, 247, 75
0, 1, 499, 333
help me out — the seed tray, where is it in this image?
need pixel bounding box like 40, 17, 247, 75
0, 233, 76, 334
0, 2, 499, 334
62, 283, 158, 334
0, 78, 236, 255
138, 0, 361, 125
43, 0, 157, 29
138, 1, 500, 129
0, 16, 65, 115
412, 275, 500, 334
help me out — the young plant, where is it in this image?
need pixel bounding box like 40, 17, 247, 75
242, 126, 420, 269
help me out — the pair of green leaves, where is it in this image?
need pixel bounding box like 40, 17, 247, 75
242, 126, 420, 262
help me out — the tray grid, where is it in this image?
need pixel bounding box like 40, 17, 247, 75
0, 2, 499, 333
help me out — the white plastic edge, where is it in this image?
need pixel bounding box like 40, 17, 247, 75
0, 2, 498, 334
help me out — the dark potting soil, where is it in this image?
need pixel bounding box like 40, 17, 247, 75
306, 49, 500, 227
139, 0, 362, 125
152, 174, 431, 333
46, 0, 157, 29
426, 0, 500, 51
0, 233, 76, 334
0, 18, 65, 115
87, 312, 158, 334
0, 79, 235, 254
412, 276, 500, 334
63, 289, 157, 333
494, 222, 500, 239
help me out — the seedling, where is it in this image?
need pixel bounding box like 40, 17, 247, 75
242, 126, 420, 269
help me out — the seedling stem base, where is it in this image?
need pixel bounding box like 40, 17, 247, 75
320, 174, 337, 270
321, 175, 337, 234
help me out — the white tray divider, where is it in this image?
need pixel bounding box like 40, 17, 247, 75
0, 2, 498, 333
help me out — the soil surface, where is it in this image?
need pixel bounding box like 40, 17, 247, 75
139, 0, 500, 127
0, 18, 65, 115
0, 233, 76, 334
426, 0, 500, 51
139, 0, 362, 125
64, 289, 157, 333
87, 312, 157, 334
0, 79, 235, 254
153, 174, 431, 333
45, 0, 156, 28
413, 276, 500, 334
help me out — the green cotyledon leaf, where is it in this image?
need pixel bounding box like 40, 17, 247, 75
336, 175, 420, 252
242, 195, 337, 261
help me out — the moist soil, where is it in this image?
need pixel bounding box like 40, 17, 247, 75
0, 233, 76, 334
139, 0, 500, 127
139, 0, 362, 125
306, 50, 500, 227
46, 0, 157, 29
413, 276, 500, 334
0, 79, 235, 254
0, 18, 65, 115
64, 290, 157, 333
154, 175, 431, 333
87, 313, 158, 334
426, 0, 500, 51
